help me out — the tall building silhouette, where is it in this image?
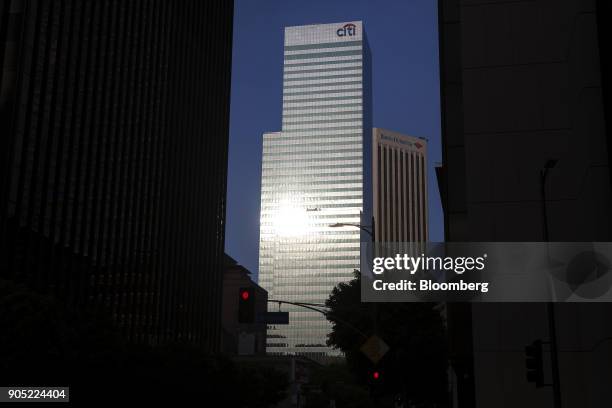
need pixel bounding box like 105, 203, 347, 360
0, 0, 233, 351
259, 21, 372, 358
437, 0, 612, 406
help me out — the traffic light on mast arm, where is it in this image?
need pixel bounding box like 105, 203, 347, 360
525, 339, 544, 387
238, 287, 255, 323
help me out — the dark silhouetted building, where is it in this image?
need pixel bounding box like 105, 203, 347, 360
222, 254, 267, 355
0, 0, 233, 351
438, 0, 612, 407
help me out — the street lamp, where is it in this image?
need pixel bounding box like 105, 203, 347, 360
540, 159, 558, 242
329, 222, 374, 242
540, 158, 562, 408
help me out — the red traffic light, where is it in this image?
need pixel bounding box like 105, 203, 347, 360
238, 288, 255, 323
372, 371, 380, 380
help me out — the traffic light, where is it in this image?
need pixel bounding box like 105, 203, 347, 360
368, 368, 384, 399
525, 339, 544, 387
238, 287, 255, 323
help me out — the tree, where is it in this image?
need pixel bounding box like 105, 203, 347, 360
325, 271, 448, 407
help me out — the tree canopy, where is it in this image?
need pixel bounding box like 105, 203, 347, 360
325, 271, 449, 406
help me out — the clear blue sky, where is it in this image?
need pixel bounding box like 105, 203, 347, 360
225, 0, 442, 277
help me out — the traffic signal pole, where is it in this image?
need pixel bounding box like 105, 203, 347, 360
267, 298, 369, 340
547, 303, 562, 408
541, 163, 562, 408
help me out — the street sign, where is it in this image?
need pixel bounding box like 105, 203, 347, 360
360, 335, 389, 364
256, 311, 290, 324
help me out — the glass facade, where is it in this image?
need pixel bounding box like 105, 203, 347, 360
259, 21, 372, 358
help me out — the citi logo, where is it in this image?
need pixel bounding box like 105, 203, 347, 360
337, 23, 357, 37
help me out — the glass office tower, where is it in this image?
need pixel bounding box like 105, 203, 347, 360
259, 21, 372, 358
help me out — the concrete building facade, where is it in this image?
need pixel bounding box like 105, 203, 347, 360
437, 1, 612, 407
222, 254, 267, 355
373, 128, 428, 243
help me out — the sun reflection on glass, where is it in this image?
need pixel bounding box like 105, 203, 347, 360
274, 200, 311, 236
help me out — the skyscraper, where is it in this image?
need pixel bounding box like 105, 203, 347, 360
372, 128, 428, 243
259, 21, 372, 357
0, 0, 233, 351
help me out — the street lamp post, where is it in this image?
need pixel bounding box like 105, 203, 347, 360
540, 159, 562, 408
540, 159, 557, 242
329, 222, 375, 243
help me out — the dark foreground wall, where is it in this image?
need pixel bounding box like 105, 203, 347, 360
438, 0, 612, 407
0, 0, 233, 351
